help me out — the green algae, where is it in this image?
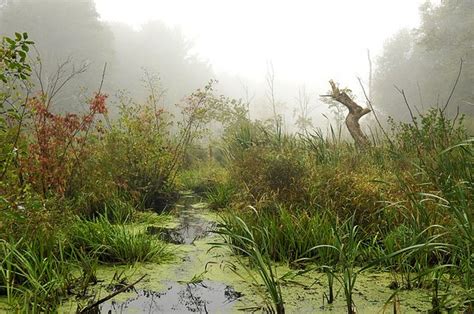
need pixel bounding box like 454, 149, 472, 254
57, 200, 442, 313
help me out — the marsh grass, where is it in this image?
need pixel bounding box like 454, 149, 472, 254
205, 182, 235, 210
214, 212, 286, 313
69, 216, 171, 264
295, 217, 451, 313
102, 197, 135, 224
0, 238, 98, 313
218, 105, 473, 311
220, 205, 336, 263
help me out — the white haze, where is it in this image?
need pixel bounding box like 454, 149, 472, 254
95, 0, 426, 91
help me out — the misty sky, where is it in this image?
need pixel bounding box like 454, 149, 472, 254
95, 0, 428, 89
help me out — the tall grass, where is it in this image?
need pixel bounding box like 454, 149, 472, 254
218, 107, 473, 311
220, 205, 336, 263
215, 211, 285, 313
0, 212, 172, 311
205, 182, 235, 210
0, 238, 97, 313
69, 215, 171, 264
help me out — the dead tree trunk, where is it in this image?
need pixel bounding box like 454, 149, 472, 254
326, 80, 371, 148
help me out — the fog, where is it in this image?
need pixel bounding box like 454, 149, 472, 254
1, 0, 472, 129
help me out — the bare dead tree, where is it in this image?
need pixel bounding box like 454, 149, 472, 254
294, 85, 313, 132
266, 61, 277, 124
265, 61, 283, 135
322, 80, 371, 148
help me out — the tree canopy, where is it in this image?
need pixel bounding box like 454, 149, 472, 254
373, 0, 474, 121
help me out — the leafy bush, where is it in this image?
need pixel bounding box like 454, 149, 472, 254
74, 101, 177, 214
0, 191, 70, 246
20, 93, 108, 198
390, 109, 467, 155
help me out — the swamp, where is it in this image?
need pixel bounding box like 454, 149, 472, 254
0, 0, 473, 313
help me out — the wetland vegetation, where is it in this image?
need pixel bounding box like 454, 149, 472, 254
1, 0, 473, 313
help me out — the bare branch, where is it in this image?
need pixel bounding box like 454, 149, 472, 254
441, 58, 463, 113
97, 62, 107, 94
394, 85, 417, 125
357, 77, 393, 146
79, 275, 147, 313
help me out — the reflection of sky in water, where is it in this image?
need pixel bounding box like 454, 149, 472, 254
147, 203, 214, 245
100, 281, 241, 313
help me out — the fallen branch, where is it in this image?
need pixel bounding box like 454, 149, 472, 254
79, 274, 147, 313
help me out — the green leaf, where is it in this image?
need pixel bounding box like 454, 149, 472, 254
15, 32, 22, 41
23, 32, 28, 39
5, 37, 15, 45
18, 50, 26, 60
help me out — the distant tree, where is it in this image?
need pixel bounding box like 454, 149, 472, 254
0, 2, 214, 114
372, 0, 474, 121
109, 21, 213, 110
0, 0, 114, 110
416, 0, 474, 109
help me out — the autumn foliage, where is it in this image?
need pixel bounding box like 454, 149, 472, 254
22, 93, 108, 197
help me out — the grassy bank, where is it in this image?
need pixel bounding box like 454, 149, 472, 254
201, 110, 473, 313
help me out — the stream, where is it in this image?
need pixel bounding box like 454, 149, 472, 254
99, 193, 244, 313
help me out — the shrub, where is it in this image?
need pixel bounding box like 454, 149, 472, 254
310, 164, 393, 231
0, 190, 71, 246
20, 93, 108, 198
76, 102, 177, 213
229, 145, 309, 204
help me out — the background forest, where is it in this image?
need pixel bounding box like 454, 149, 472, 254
0, 0, 472, 124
